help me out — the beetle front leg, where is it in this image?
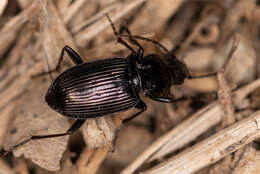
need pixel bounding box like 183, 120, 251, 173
112, 100, 147, 151
149, 93, 189, 103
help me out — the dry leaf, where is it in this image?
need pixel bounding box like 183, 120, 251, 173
3, 77, 70, 171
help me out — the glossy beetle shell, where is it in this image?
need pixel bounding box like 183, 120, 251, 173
45, 58, 140, 118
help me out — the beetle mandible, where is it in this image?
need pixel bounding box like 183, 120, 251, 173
2, 14, 217, 155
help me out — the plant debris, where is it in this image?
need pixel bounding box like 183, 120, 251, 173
0, 0, 260, 174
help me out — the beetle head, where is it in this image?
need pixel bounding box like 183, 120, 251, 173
138, 54, 172, 100
165, 55, 189, 85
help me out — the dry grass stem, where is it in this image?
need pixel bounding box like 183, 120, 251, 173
61, 0, 87, 24
41, 0, 78, 70
74, 0, 147, 46
0, 0, 8, 16
57, 0, 73, 13
70, 3, 121, 34
0, 1, 39, 58
142, 111, 260, 174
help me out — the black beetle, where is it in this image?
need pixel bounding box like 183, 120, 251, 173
3, 15, 217, 155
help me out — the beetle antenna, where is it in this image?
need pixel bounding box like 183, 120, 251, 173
121, 34, 172, 55
104, 13, 137, 54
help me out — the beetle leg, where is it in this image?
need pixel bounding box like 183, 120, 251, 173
120, 25, 144, 53
112, 100, 147, 151
187, 72, 218, 79
62, 45, 83, 65
150, 94, 188, 103
105, 14, 137, 55
121, 34, 172, 56
123, 100, 147, 124
120, 25, 144, 62
33, 46, 83, 77
2, 119, 85, 156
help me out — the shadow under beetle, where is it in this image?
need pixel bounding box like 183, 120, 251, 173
2, 14, 217, 155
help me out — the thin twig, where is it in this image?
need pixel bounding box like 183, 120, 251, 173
217, 35, 239, 126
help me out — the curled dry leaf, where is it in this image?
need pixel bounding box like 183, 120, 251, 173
3, 77, 70, 171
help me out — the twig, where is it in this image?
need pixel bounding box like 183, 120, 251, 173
217, 35, 239, 126
61, 0, 87, 24
211, 34, 239, 174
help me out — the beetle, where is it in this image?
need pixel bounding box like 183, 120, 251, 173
2, 15, 217, 155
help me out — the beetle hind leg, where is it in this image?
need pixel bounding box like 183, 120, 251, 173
112, 100, 147, 152
1, 119, 85, 157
